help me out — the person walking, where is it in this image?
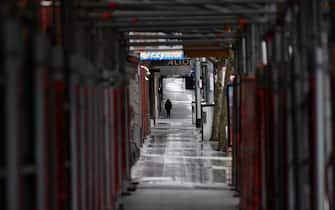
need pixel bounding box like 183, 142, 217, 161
165, 99, 172, 118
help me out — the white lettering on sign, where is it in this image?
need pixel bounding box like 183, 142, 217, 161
140, 51, 184, 61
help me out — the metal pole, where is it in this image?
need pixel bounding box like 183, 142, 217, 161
61, 1, 73, 208
314, 47, 326, 210
109, 88, 116, 207
81, 12, 274, 20
70, 74, 78, 210
6, 20, 22, 210
242, 37, 247, 73
129, 47, 230, 52
119, 27, 238, 33
108, 16, 272, 22
0, 3, 4, 209
89, 86, 94, 210
124, 87, 131, 180
127, 33, 237, 40
35, 32, 50, 210
95, 19, 266, 28
112, 25, 241, 32
104, 88, 112, 210
195, 58, 202, 128
207, 61, 215, 104
116, 89, 122, 194
79, 87, 87, 210
93, 87, 99, 210
78, 0, 285, 8
127, 39, 236, 47
250, 24, 257, 74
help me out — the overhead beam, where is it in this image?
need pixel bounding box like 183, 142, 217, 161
184, 49, 230, 58
95, 19, 265, 28
126, 33, 238, 40
116, 26, 240, 32
128, 47, 230, 52
127, 39, 235, 47
79, 13, 273, 21
80, 9, 277, 18
77, 0, 285, 9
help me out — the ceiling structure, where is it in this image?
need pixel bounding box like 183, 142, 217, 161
77, 0, 284, 57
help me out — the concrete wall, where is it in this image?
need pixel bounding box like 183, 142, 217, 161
128, 66, 142, 148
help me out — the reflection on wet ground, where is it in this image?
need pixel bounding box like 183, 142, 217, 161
131, 119, 232, 188
124, 77, 237, 210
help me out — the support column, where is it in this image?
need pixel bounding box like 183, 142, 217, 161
195, 58, 202, 128
207, 61, 215, 104
242, 36, 247, 74
124, 87, 131, 180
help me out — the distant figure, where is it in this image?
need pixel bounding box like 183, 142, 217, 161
165, 99, 172, 118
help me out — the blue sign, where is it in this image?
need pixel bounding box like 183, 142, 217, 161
140, 51, 184, 61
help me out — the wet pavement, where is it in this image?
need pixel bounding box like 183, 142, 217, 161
122, 78, 237, 210
124, 119, 237, 210
131, 118, 232, 188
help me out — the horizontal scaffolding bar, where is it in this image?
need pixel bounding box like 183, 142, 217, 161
126, 33, 237, 40
95, 19, 266, 28
77, 0, 285, 9
127, 39, 236, 47
128, 47, 230, 52
81, 9, 277, 18
116, 26, 240, 32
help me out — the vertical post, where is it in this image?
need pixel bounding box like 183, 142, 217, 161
88, 86, 94, 210
35, 34, 48, 210
195, 58, 202, 128
124, 87, 131, 180
314, 42, 331, 210
250, 24, 256, 74
60, 1, 73, 209
6, 20, 22, 210
98, 88, 103, 210
202, 62, 208, 103
70, 75, 78, 210
242, 37, 247, 74
104, 88, 111, 210
330, 1, 335, 207
94, 87, 99, 210
0, 3, 4, 209
109, 88, 116, 206
261, 41, 268, 65
207, 61, 215, 104
117, 88, 123, 194
79, 87, 86, 210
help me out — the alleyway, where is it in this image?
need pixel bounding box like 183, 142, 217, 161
123, 119, 238, 210
160, 78, 193, 119
2, 1, 335, 210
124, 81, 237, 209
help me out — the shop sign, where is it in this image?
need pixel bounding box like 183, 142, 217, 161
140, 51, 184, 61
167, 59, 190, 66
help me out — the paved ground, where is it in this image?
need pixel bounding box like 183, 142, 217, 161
122, 120, 238, 210
122, 188, 239, 210
121, 78, 238, 210
131, 119, 232, 186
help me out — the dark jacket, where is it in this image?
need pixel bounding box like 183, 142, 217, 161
165, 100, 172, 110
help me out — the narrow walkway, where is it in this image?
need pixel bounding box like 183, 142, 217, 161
160, 78, 193, 119
122, 119, 238, 210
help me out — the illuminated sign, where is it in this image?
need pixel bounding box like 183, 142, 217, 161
140, 51, 184, 61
